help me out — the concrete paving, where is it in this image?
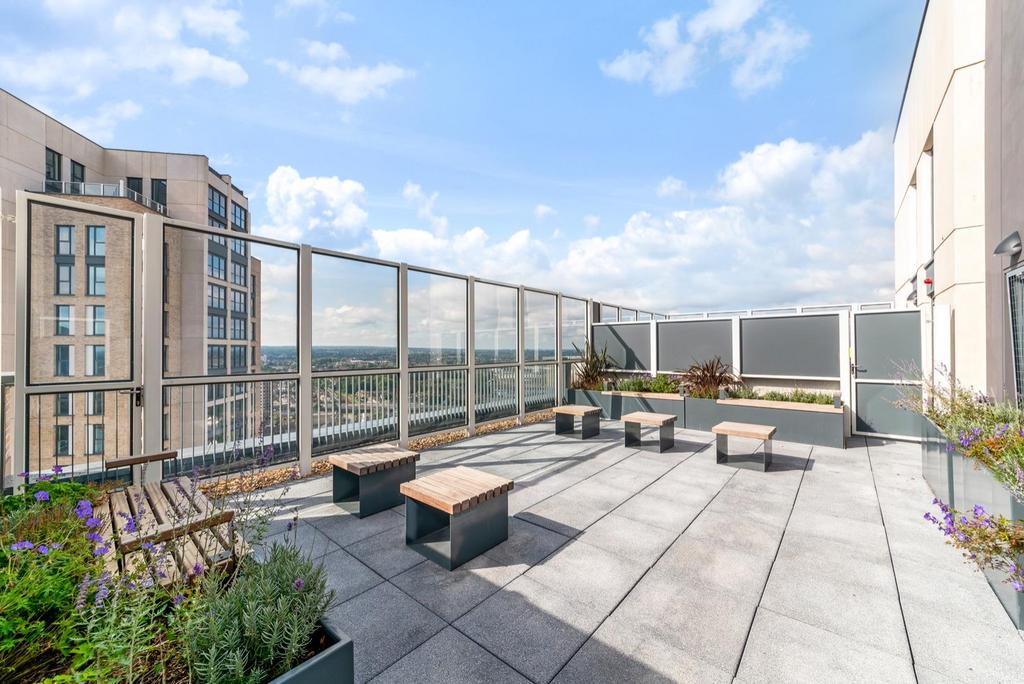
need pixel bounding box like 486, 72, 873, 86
251, 421, 1024, 683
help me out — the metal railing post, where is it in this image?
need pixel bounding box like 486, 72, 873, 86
650, 318, 658, 377
555, 293, 563, 405
12, 192, 28, 492
467, 276, 476, 436
297, 245, 313, 475
398, 264, 410, 448
517, 285, 526, 424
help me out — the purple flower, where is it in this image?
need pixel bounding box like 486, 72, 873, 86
9, 540, 34, 551
52, 465, 64, 474
75, 500, 93, 519
86, 531, 103, 543
85, 516, 102, 529
973, 504, 985, 517
293, 578, 305, 591
76, 575, 91, 610
1013, 580, 1024, 592
286, 521, 294, 532
34, 490, 50, 502
173, 593, 185, 606
36, 545, 50, 555
17, 471, 27, 478
50, 543, 62, 550
142, 542, 155, 552
94, 545, 110, 557
191, 562, 204, 577
94, 583, 109, 607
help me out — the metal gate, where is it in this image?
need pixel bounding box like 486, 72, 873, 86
850, 309, 924, 439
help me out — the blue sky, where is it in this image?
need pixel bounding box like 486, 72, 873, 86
3, 0, 924, 322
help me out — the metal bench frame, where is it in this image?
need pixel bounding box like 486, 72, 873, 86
624, 420, 675, 453
333, 460, 416, 518
716, 434, 773, 472
405, 493, 509, 571
554, 411, 600, 439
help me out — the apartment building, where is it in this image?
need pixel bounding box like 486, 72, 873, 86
893, 0, 1024, 401
0, 88, 260, 475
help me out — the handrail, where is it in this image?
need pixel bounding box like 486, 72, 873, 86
42, 180, 167, 215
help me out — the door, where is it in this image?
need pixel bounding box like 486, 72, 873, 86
851, 309, 924, 439
12, 191, 144, 486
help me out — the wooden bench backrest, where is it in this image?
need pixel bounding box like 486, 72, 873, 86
104, 450, 178, 470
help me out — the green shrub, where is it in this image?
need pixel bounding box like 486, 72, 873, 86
678, 357, 737, 398
615, 376, 651, 392
725, 387, 834, 405
726, 386, 759, 399
177, 544, 335, 684
648, 374, 681, 393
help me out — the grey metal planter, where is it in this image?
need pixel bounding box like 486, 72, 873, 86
921, 422, 1024, 630
268, 622, 354, 684
682, 397, 719, 431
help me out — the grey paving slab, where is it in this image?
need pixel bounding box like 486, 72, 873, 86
735, 608, 916, 684
304, 503, 405, 548
576, 512, 681, 565
481, 517, 571, 568
612, 491, 706, 533
370, 627, 530, 684
262, 519, 338, 561
323, 582, 446, 684
649, 533, 775, 602
454, 574, 607, 684
391, 552, 525, 622
345, 524, 430, 579
525, 539, 649, 613
891, 554, 1018, 630
319, 548, 385, 605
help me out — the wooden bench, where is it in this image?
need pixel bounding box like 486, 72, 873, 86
103, 452, 243, 584
621, 411, 677, 452
329, 444, 420, 518
553, 404, 602, 439
712, 421, 777, 471
399, 466, 514, 570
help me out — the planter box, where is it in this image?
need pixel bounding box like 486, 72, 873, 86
920, 422, 1024, 630
565, 389, 684, 424
269, 622, 354, 684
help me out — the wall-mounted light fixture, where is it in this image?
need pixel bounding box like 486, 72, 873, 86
994, 230, 1022, 257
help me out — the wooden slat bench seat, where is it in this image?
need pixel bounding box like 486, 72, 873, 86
103, 452, 243, 584
712, 421, 777, 471
400, 466, 514, 570
329, 444, 420, 518
553, 404, 602, 439
621, 411, 677, 452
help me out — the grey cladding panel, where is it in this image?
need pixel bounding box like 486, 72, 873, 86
740, 315, 840, 377
854, 311, 921, 380
657, 319, 733, 371
855, 382, 924, 437
593, 323, 651, 371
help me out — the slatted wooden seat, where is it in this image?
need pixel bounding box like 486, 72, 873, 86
621, 411, 677, 452
329, 444, 420, 518
103, 451, 244, 584
712, 421, 777, 471
553, 404, 602, 439
400, 466, 514, 570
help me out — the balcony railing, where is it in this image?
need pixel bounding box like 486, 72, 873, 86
42, 180, 167, 215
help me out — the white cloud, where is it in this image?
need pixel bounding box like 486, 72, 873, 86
656, 175, 689, 198
402, 181, 449, 234
534, 204, 556, 220
717, 137, 819, 203
181, 2, 248, 45
304, 40, 349, 62
59, 100, 142, 144
601, 0, 807, 97
270, 59, 413, 105
256, 165, 368, 242
583, 214, 601, 230
728, 18, 810, 96
276, 0, 355, 23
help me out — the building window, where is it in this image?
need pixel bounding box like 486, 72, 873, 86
55, 305, 73, 335
56, 225, 73, 255
86, 305, 105, 336
231, 202, 247, 230
208, 284, 226, 309
127, 177, 143, 195
231, 317, 246, 340
55, 425, 72, 457
45, 148, 62, 188
231, 290, 246, 315
208, 344, 226, 371
251, 346, 257, 366
208, 313, 226, 339
86, 265, 105, 295
54, 345, 73, 376
71, 160, 85, 184
56, 264, 73, 295
208, 383, 226, 400
87, 424, 104, 456
85, 344, 105, 376
231, 262, 246, 286
208, 253, 226, 280
231, 238, 246, 256
231, 345, 247, 369
87, 225, 105, 257
208, 186, 227, 218
151, 179, 167, 206
86, 391, 104, 416
55, 393, 72, 416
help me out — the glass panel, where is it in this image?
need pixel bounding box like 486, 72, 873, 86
409, 369, 468, 435
163, 225, 298, 377
524, 290, 556, 362
311, 254, 398, 371
1009, 268, 1024, 399
561, 297, 588, 358
408, 271, 467, 367
524, 364, 557, 411
28, 202, 132, 384
620, 309, 637, 322
637, 311, 652, 321
475, 366, 518, 422
312, 373, 399, 453
474, 282, 518, 365
599, 304, 619, 323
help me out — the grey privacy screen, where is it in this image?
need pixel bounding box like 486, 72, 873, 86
657, 319, 733, 370
740, 315, 840, 377
593, 323, 651, 371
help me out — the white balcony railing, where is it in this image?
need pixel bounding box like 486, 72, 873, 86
42, 180, 167, 215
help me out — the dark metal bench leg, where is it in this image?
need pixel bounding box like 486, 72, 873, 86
659, 423, 674, 452
333, 467, 360, 505
716, 434, 729, 465
555, 413, 575, 435
335, 462, 415, 518
406, 494, 509, 570
581, 414, 600, 439
763, 439, 773, 472
624, 421, 641, 447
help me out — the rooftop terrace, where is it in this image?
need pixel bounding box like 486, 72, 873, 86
250, 420, 1024, 684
